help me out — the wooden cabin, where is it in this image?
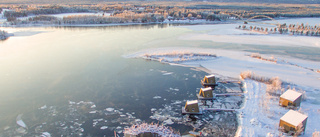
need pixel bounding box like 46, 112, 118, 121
279, 110, 308, 135
182, 100, 201, 114
197, 87, 215, 100
201, 75, 218, 88
280, 89, 302, 107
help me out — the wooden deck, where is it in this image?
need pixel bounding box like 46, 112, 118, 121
181, 107, 203, 115
196, 94, 215, 100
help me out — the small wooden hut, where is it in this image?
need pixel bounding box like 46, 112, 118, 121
201, 75, 218, 88
182, 100, 201, 114
279, 110, 308, 135
279, 89, 302, 107
197, 87, 215, 100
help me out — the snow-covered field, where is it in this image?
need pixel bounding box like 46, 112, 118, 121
126, 18, 320, 136
16, 12, 108, 21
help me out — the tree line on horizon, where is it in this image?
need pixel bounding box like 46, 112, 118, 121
1, 2, 320, 25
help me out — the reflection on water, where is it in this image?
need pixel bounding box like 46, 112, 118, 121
1, 22, 315, 136
1, 24, 238, 136
51, 23, 182, 31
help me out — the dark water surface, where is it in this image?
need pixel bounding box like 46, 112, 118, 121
1, 25, 227, 136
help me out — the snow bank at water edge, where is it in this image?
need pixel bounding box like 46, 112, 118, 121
126, 47, 320, 90
125, 46, 320, 136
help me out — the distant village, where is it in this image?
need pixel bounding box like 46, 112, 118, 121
0, 2, 320, 25
238, 23, 320, 37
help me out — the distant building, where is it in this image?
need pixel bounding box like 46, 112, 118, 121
182, 100, 201, 114
279, 110, 308, 135
201, 75, 217, 88
197, 87, 215, 100
279, 89, 302, 107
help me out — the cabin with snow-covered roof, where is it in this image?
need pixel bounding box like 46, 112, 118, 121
182, 100, 201, 114
279, 110, 308, 134
201, 75, 217, 88
197, 87, 216, 100
279, 89, 302, 108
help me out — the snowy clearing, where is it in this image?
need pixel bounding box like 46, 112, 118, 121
126, 18, 320, 136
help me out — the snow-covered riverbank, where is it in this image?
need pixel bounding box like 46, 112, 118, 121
126, 17, 320, 136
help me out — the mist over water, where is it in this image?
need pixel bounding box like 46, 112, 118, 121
0, 20, 319, 136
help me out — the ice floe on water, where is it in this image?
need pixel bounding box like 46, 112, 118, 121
89, 110, 97, 114
150, 95, 242, 136
153, 96, 162, 99
100, 126, 108, 130
124, 123, 180, 137
41, 132, 51, 137
163, 119, 174, 125
105, 107, 115, 112
16, 114, 27, 128
162, 72, 174, 75
39, 105, 47, 109
124, 49, 217, 64
169, 87, 180, 91
1, 100, 145, 136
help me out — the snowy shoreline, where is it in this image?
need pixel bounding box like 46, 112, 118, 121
0, 20, 235, 28
125, 17, 320, 136
127, 46, 320, 137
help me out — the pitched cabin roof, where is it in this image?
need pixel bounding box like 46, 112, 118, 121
205, 75, 215, 78
186, 100, 198, 105
201, 87, 212, 92
280, 110, 308, 127
280, 89, 302, 102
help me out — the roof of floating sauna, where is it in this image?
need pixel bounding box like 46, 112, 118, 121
205, 75, 215, 79
280, 89, 302, 102
280, 110, 308, 127
186, 100, 198, 105
201, 87, 212, 92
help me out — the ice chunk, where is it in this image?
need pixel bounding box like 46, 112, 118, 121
106, 108, 114, 112
100, 126, 108, 130
89, 111, 96, 114
16, 127, 27, 134
163, 119, 174, 125
41, 132, 51, 137
16, 114, 27, 128
209, 115, 214, 119
172, 100, 182, 104
153, 96, 161, 99
151, 108, 157, 111
69, 101, 76, 105
90, 105, 96, 108
163, 72, 173, 75
39, 105, 47, 109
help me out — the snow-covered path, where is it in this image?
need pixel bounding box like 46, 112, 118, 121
238, 80, 320, 137
125, 17, 320, 136
238, 80, 286, 136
